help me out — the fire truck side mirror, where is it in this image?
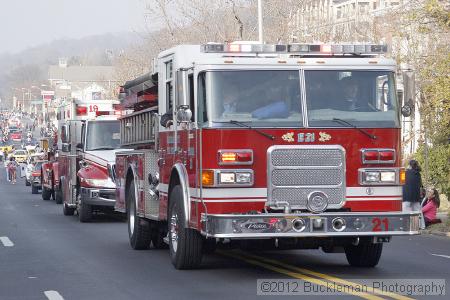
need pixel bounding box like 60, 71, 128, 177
61, 143, 71, 152
61, 125, 69, 143
117, 85, 126, 102
401, 70, 415, 117
401, 105, 412, 117
176, 106, 192, 124
118, 92, 126, 101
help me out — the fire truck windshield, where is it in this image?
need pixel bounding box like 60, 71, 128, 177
200, 69, 399, 128
305, 70, 400, 128
85, 121, 120, 151
203, 70, 303, 127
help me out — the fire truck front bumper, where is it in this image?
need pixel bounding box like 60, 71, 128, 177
80, 187, 116, 207
201, 212, 420, 238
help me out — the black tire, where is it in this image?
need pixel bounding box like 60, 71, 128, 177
63, 202, 75, 216
31, 184, 39, 194
345, 241, 383, 267
169, 185, 203, 269
62, 185, 75, 216
55, 184, 62, 204
127, 179, 151, 250
61, 180, 66, 203
78, 197, 93, 223
42, 187, 51, 200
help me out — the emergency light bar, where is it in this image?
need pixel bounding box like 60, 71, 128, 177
201, 43, 387, 55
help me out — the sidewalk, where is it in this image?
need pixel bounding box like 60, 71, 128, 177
437, 212, 448, 222
422, 211, 450, 237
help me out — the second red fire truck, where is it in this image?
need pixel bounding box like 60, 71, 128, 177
114, 42, 420, 269
56, 98, 124, 222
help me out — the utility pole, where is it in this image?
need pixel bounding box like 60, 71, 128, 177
258, 0, 264, 43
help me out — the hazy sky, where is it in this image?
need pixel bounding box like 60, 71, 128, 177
0, 0, 148, 54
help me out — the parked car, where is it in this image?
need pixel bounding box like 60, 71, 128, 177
30, 161, 45, 194
23, 155, 43, 185
12, 149, 28, 163
0, 145, 13, 153
10, 131, 22, 142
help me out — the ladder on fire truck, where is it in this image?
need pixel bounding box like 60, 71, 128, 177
120, 108, 158, 147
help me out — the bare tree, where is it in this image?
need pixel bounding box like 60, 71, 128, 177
141, 0, 308, 46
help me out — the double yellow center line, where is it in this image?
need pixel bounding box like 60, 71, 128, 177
218, 250, 413, 300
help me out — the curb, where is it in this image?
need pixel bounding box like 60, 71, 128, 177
422, 230, 450, 237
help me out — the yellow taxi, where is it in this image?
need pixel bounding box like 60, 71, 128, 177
12, 149, 28, 163
0, 145, 13, 153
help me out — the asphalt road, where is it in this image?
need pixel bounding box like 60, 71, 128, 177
1, 165, 449, 300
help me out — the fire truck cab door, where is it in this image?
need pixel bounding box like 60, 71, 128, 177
159, 57, 176, 184
66, 120, 81, 204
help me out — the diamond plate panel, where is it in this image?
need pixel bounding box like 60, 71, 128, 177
272, 169, 342, 186
144, 150, 160, 218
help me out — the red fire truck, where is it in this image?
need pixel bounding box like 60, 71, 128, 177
42, 157, 60, 201
39, 138, 60, 201
114, 42, 419, 269
57, 98, 122, 222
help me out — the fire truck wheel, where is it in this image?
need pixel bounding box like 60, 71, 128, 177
127, 180, 151, 250
169, 185, 203, 269
42, 187, 52, 200
344, 241, 383, 267
78, 199, 93, 223
55, 185, 63, 204
31, 185, 39, 194
63, 202, 75, 216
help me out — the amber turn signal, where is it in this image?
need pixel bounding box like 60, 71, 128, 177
201, 170, 215, 187
399, 168, 406, 185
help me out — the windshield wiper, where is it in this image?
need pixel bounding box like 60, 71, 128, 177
89, 147, 116, 151
332, 118, 377, 140
213, 120, 275, 140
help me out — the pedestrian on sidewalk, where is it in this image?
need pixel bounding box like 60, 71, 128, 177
422, 188, 441, 227
402, 159, 423, 212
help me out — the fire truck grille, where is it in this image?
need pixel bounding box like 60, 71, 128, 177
272, 169, 342, 186
267, 146, 346, 210
271, 149, 342, 167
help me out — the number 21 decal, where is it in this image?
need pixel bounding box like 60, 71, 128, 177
372, 218, 389, 231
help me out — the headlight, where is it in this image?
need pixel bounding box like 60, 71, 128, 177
380, 171, 396, 182
84, 178, 116, 188
359, 168, 399, 185
235, 172, 252, 183
219, 173, 235, 184
364, 171, 380, 182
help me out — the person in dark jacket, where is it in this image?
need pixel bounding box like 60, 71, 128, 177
402, 160, 422, 212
